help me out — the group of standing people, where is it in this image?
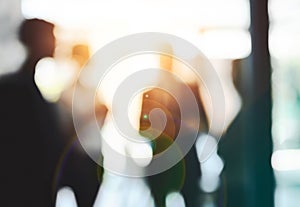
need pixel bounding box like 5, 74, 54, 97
0, 17, 242, 207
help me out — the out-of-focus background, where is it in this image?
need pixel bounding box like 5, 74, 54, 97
0, 0, 299, 206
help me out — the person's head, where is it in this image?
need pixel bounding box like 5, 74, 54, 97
72, 44, 90, 68
19, 18, 55, 60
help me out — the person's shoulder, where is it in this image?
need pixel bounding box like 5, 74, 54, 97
0, 72, 32, 97
0, 72, 22, 84
0, 71, 32, 86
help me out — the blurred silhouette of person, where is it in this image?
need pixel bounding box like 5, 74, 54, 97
217, 60, 247, 206
141, 85, 206, 207
0, 18, 64, 206
57, 43, 107, 207
140, 51, 208, 207
218, 59, 274, 207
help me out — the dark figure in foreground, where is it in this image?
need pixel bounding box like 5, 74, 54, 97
0, 19, 101, 207
0, 18, 63, 206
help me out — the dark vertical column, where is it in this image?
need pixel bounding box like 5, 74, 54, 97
219, 1, 274, 206
247, 0, 275, 206
250, 0, 271, 97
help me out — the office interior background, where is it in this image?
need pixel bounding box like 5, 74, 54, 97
0, 0, 300, 206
